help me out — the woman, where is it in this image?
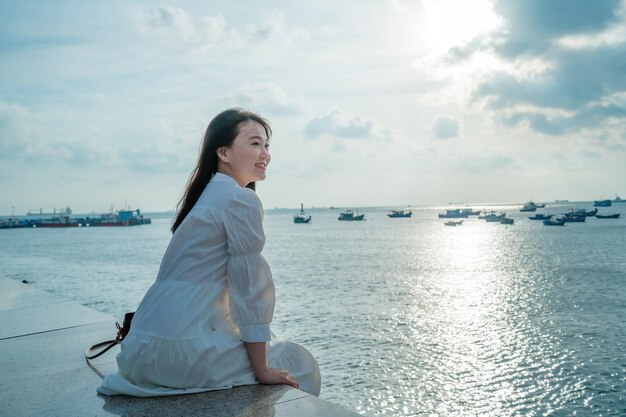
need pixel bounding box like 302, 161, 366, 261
98, 108, 321, 397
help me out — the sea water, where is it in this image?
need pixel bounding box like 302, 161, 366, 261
1, 203, 625, 416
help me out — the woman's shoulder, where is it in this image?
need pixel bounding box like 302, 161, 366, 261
226, 186, 263, 213
211, 174, 260, 206
197, 174, 259, 208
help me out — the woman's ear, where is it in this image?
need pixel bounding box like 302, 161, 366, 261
216, 146, 229, 163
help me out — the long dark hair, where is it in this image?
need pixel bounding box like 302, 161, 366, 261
171, 108, 271, 233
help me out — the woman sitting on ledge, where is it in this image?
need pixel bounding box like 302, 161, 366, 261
98, 108, 321, 397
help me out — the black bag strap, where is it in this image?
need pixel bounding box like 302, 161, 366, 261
85, 339, 118, 360
85, 312, 134, 360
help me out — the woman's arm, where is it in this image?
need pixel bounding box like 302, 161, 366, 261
223, 192, 299, 389
245, 342, 299, 388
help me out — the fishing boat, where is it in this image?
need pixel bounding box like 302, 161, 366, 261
529, 214, 553, 220
595, 213, 620, 219
484, 212, 506, 222
500, 217, 514, 225
438, 208, 470, 218
543, 219, 565, 226
293, 203, 312, 224
593, 199, 612, 207
90, 214, 129, 226
520, 201, 545, 212
444, 220, 463, 226
338, 210, 365, 221
613, 194, 625, 203
388, 209, 412, 218
569, 208, 597, 217
584, 208, 598, 216
562, 213, 586, 222
90, 209, 151, 226
0, 218, 31, 229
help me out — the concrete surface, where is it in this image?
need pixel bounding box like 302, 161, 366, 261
0, 278, 360, 417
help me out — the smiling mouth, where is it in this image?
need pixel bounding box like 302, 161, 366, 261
255, 163, 267, 169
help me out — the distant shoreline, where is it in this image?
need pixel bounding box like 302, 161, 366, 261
0, 201, 613, 218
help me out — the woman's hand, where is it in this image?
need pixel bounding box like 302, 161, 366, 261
256, 367, 299, 389
244, 342, 299, 389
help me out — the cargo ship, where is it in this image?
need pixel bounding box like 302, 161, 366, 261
1, 208, 151, 229
27, 207, 72, 216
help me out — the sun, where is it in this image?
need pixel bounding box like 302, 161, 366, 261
403, 0, 502, 56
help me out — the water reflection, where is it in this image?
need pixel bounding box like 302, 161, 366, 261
268, 208, 625, 416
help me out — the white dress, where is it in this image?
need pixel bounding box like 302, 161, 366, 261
97, 173, 321, 397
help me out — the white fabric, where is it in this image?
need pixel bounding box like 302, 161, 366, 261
97, 173, 320, 397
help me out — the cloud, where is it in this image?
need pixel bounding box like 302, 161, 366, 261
241, 11, 302, 45
118, 144, 190, 173
497, 102, 626, 135
473, 44, 626, 134
444, 34, 491, 63
0, 98, 192, 174
0, 99, 110, 167
304, 111, 384, 140
53, 141, 106, 167
492, 0, 623, 58
233, 82, 307, 116
475, 45, 626, 111
445, 0, 626, 136
136, 6, 194, 42
135, 8, 303, 51
0, 100, 31, 159
445, 1, 624, 61
577, 149, 603, 159
431, 116, 461, 139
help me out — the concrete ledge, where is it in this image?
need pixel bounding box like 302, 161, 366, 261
0, 278, 359, 417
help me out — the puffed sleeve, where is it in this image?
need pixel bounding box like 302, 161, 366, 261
222, 189, 275, 342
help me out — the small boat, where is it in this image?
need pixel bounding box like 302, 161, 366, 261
585, 208, 598, 216
613, 194, 625, 203
444, 220, 463, 226
388, 209, 412, 218
500, 218, 514, 225
595, 213, 620, 219
0, 218, 18, 229
569, 208, 597, 217
529, 214, 553, 220
593, 199, 612, 207
484, 212, 506, 222
520, 201, 545, 212
293, 203, 312, 224
338, 210, 365, 221
438, 208, 470, 218
543, 219, 565, 226
562, 213, 586, 222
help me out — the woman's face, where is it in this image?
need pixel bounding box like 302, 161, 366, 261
217, 120, 270, 187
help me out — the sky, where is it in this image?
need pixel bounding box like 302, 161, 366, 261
1, 0, 626, 214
